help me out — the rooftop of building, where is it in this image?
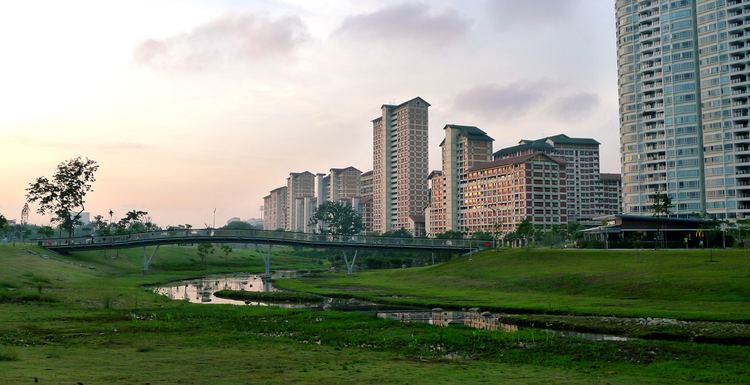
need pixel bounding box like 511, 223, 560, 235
361, 170, 373, 177
493, 141, 554, 158
427, 170, 443, 180
330, 166, 362, 173
600, 173, 621, 181
270, 186, 287, 193
382, 96, 430, 109
470, 152, 565, 172
372, 97, 430, 121
439, 124, 494, 146
520, 134, 600, 146
494, 134, 599, 158
288, 171, 316, 177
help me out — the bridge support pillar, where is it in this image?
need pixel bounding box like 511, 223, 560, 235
342, 250, 358, 277
143, 245, 160, 274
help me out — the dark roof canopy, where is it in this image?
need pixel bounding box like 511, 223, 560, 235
493, 141, 554, 158
470, 152, 565, 172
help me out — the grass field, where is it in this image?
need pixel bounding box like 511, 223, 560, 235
277, 248, 750, 322
2, 244, 750, 384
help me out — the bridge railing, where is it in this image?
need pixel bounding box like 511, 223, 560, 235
38, 229, 486, 250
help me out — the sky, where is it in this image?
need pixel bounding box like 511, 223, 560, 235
0, 0, 619, 227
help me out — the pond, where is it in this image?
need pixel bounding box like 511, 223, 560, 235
154, 273, 422, 311
154, 273, 628, 342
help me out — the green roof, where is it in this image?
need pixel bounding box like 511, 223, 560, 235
523, 134, 600, 146
440, 124, 494, 146
493, 141, 554, 158
496, 134, 599, 158
446, 124, 494, 141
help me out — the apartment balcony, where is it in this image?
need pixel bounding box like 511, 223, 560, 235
643, 134, 665, 142
730, 54, 747, 62
641, 60, 662, 69
642, 82, 663, 91
642, 101, 663, 111
729, 8, 746, 17
645, 144, 666, 151
644, 122, 665, 130
642, 92, 664, 101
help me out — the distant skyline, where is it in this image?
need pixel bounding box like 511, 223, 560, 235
0, 0, 618, 227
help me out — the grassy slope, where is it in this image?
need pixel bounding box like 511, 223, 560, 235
278, 248, 750, 321
1, 245, 749, 384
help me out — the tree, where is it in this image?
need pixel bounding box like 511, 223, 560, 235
566, 222, 584, 243
0, 213, 8, 237
220, 245, 233, 258
652, 192, 672, 218
91, 215, 111, 235
222, 221, 258, 230
197, 243, 215, 266
310, 201, 363, 236
37, 226, 54, 238
470, 231, 493, 241
435, 230, 464, 239
652, 191, 672, 248
382, 228, 413, 238
514, 220, 534, 247
26, 157, 99, 238
118, 210, 148, 233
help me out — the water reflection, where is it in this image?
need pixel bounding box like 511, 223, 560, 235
155, 275, 627, 341
378, 308, 628, 341
378, 308, 519, 332
154, 274, 277, 306
154, 273, 412, 310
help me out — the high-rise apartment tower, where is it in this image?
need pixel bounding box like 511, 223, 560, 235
372, 97, 430, 233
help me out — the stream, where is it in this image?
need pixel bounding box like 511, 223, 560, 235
154, 273, 628, 342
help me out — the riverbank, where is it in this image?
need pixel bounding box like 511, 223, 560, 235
275, 248, 750, 342
2, 245, 749, 384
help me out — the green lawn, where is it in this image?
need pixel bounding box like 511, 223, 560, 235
2, 245, 750, 384
277, 248, 750, 321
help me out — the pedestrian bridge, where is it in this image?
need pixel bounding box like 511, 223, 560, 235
39, 229, 488, 275
40, 228, 484, 253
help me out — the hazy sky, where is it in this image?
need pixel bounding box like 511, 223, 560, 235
0, 0, 618, 227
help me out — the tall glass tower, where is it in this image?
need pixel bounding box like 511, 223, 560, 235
696, 0, 750, 219
617, 0, 706, 216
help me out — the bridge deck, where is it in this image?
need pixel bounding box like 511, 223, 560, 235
40, 229, 486, 253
